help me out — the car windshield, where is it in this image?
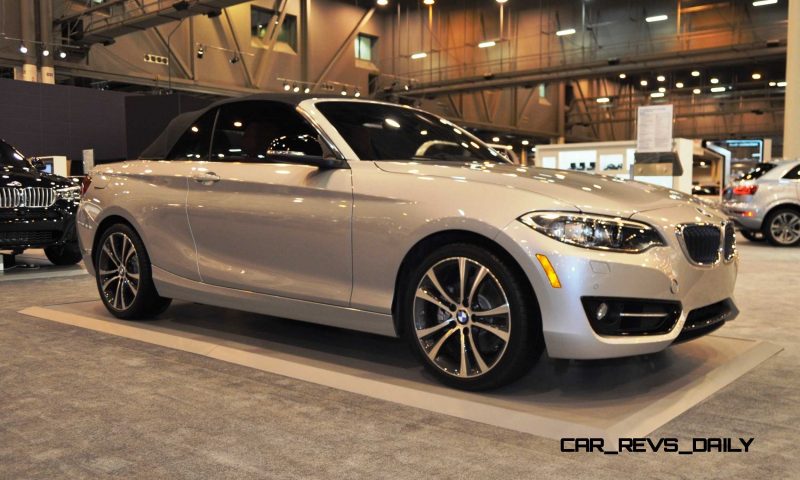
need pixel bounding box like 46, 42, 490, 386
315, 101, 503, 162
736, 163, 775, 181
0, 140, 29, 166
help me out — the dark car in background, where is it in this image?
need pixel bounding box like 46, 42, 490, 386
0, 139, 82, 265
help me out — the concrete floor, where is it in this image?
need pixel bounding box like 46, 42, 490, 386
1, 236, 798, 479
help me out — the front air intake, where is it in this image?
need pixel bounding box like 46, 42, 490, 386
581, 297, 682, 336
723, 222, 736, 261
679, 225, 722, 265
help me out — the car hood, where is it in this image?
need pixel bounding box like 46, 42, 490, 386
1, 163, 73, 188
375, 161, 698, 218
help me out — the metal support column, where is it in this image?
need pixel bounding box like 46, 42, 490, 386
38, 0, 54, 84
19, 0, 37, 82
784, 0, 800, 159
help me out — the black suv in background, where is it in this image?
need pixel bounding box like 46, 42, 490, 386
0, 139, 82, 265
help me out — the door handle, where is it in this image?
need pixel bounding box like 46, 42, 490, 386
193, 172, 220, 185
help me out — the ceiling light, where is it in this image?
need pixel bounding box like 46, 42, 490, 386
596, 97, 611, 103
410, 52, 428, 60
58, 50, 67, 59
710, 86, 727, 93
657, 75, 666, 82
304, 87, 311, 94
691, 70, 701, 77
341, 87, 348, 96
233, 121, 243, 128
777, 81, 787, 87
769, 81, 777, 87
521, 140, 530, 146
492, 136, 501, 142
283, 83, 291, 91
229, 54, 239, 64
651, 92, 665, 98
710, 77, 719, 84
478, 40, 496, 48
619, 73, 626, 79
675, 82, 684, 88
196, 45, 205, 59
496, 0, 508, 3
376, 0, 388, 5
354, 89, 361, 97
640, 80, 648, 86
424, 0, 435, 4
752, 73, 762, 80
42, 48, 50, 57
645, 14, 669, 23
19, 44, 28, 54
693, 88, 702, 94
556, 28, 576, 36
293, 85, 300, 93
658, 87, 666, 93
752, 0, 778, 6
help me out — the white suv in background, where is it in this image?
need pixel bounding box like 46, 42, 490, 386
722, 160, 800, 246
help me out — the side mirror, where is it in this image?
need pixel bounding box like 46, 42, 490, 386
266, 152, 348, 170
30, 157, 47, 171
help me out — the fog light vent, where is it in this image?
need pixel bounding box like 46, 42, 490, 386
581, 297, 682, 336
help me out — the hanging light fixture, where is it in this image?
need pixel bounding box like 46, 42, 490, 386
42, 48, 50, 57
19, 44, 28, 54
304, 87, 311, 94
230, 54, 239, 64
354, 89, 361, 97
58, 50, 67, 59
196, 45, 205, 59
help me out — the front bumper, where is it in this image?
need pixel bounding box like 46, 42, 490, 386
0, 203, 78, 250
500, 209, 738, 360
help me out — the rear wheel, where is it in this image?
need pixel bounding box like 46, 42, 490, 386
45, 241, 82, 265
94, 224, 171, 319
763, 208, 800, 246
401, 243, 542, 390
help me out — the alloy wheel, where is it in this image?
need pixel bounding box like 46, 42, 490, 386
769, 212, 800, 245
98, 232, 141, 311
413, 257, 511, 378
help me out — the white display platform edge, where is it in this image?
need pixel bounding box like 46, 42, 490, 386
20, 304, 782, 440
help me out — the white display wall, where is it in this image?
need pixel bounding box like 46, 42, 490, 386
534, 139, 694, 194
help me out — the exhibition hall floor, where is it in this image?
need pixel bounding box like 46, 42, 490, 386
2, 237, 799, 478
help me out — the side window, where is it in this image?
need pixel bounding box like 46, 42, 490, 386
209, 101, 323, 162
783, 165, 800, 180
167, 109, 217, 160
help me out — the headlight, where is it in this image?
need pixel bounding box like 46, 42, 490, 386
519, 212, 664, 253
56, 186, 81, 202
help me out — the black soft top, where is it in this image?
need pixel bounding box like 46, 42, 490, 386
139, 93, 339, 160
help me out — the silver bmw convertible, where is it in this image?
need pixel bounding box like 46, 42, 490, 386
77, 95, 738, 390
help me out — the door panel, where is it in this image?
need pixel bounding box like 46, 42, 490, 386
186, 162, 353, 305
128, 160, 199, 281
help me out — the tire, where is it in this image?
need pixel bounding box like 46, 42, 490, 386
44, 241, 83, 265
400, 243, 543, 390
763, 208, 800, 247
739, 230, 764, 242
94, 223, 171, 319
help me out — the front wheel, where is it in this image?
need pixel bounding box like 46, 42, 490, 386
763, 209, 800, 247
94, 224, 171, 319
401, 244, 542, 391
45, 241, 82, 265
